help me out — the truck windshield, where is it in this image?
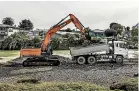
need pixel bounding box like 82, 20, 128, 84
119, 43, 126, 48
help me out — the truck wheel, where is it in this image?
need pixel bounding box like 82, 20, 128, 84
87, 56, 96, 65
116, 56, 123, 64
77, 56, 86, 65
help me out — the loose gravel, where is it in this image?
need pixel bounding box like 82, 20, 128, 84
0, 56, 138, 87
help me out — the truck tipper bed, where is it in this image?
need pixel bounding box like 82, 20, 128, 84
70, 44, 109, 57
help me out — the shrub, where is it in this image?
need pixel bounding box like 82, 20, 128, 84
31, 36, 41, 48
51, 37, 60, 50
110, 78, 138, 91
62, 33, 71, 38
0, 32, 29, 50
0, 32, 42, 50
67, 34, 78, 47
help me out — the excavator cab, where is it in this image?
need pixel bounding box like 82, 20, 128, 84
41, 40, 53, 56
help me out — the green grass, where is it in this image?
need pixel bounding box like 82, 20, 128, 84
0, 50, 70, 57
0, 50, 19, 57
53, 50, 70, 56
0, 81, 116, 91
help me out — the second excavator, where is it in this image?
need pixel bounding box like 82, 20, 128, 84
20, 14, 86, 66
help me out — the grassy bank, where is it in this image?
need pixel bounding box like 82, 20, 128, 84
53, 50, 70, 57
0, 81, 114, 91
0, 50, 19, 57
0, 50, 70, 57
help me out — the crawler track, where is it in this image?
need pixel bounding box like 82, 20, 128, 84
22, 56, 60, 66
6, 55, 71, 67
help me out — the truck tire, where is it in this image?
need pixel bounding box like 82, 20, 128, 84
87, 56, 96, 65
116, 56, 123, 64
77, 56, 86, 65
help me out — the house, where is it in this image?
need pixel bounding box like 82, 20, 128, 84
38, 29, 80, 39
120, 26, 132, 39
92, 29, 105, 37
19, 29, 48, 39
132, 23, 139, 29
26, 30, 40, 39
89, 29, 105, 39
0, 24, 19, 41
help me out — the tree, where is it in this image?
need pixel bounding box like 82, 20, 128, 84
110, 22, 117, 29
85, 27, 92, 40
67, 34, 77, 47
62, 33, 71, 38
72, 29, 76, 32
2, 17, 14, 26
18, 19, 34, 30
126, 26, 130, 31
109, 22, 123, 35
74, 33, 80, 38
0, 32, 43, 50
0, 32, 29, 50
65, 28, 72, 32
131, 28, 138, 37
30, 36, 41, 48
125, 26, 131, 38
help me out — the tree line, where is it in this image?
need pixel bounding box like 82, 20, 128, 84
2, 17, 138, 38
0, 32, 41, 50
109, 22, 138, 47
0, 32, 84, 50
0, 17, 138, 50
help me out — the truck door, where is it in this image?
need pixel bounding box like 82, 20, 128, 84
114, 42, 128, 58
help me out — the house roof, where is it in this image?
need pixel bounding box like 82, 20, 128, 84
0, 24, 20, 29
132, 23, 139, 29
0, 24, 14, 28
56, 31, 79, 35
92, 29, 105, 33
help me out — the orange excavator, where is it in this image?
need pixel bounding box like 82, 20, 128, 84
20, 14, 86, 66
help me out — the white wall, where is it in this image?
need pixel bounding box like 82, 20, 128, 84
7, 28, 19, 36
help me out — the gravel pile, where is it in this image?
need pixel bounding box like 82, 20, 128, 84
0, 56, 138, 87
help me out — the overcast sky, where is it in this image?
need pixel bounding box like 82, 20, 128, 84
0, 1, 138, 30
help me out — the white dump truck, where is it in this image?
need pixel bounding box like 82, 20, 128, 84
70, 40, 128, 64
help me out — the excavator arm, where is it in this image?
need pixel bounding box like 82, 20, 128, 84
42, 14, 86, 52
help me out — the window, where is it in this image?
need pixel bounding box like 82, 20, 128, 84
119, 43, 126, 48
109, 43, 112, 47
9, 29, 13, 32
115, 43, 118, 47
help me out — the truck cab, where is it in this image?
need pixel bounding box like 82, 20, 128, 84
108, 41, 128, 58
